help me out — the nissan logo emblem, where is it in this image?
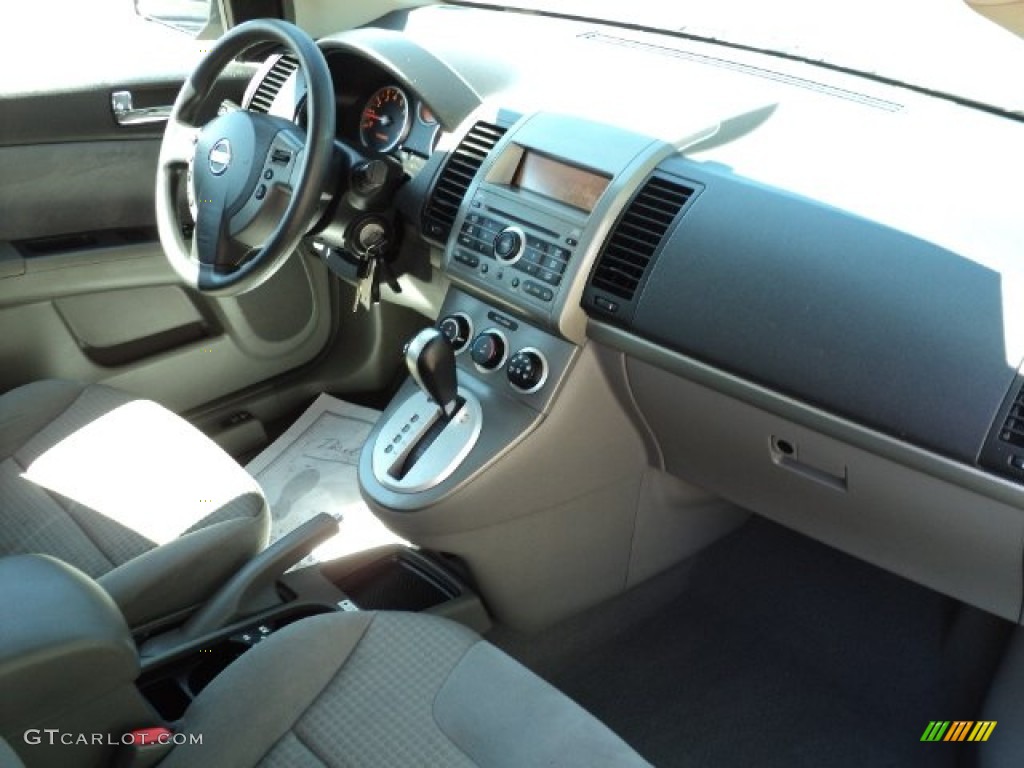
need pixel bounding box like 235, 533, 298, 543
209, 139, 232, 175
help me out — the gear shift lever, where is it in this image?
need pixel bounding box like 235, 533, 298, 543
405, 327, 460, 419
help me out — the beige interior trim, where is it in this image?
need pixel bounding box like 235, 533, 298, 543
965, 0, 1024, 38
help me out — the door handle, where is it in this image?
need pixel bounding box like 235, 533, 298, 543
111, 90, 172, 126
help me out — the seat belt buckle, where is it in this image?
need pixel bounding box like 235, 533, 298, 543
115, 727, 176, 768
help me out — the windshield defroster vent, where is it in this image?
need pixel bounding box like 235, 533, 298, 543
422, 121, 507, 244
247, 54, 298, 114
980, 373, 1024, 483
584, 172, 698, 324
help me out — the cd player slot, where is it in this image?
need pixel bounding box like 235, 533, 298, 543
484, 207, 560, 239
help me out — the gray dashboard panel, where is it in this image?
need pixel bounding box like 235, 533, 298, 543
629, 159, 1020, 464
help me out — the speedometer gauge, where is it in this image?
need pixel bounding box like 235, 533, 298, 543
359, 86, 410, 153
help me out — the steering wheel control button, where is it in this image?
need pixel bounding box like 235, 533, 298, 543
255, 184, 267, 200
271, 148, 292, 165
493, 226, 525, 264
439, 313, 472, 353
263, 169, 273, 180
507, 349, 547, 394
470, 330, 507, 372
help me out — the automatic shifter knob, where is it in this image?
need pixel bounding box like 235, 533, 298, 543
405, 327, 459, 419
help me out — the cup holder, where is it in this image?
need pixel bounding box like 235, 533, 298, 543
323, 551, 460, 611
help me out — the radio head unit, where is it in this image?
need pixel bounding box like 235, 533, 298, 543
442, 112, 671, 337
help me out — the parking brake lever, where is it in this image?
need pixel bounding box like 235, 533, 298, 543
140, 513, 339, 657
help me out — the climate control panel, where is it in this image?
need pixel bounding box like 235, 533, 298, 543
435, 291, 575, 410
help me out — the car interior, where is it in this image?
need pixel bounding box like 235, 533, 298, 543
2, 0, 1024, 766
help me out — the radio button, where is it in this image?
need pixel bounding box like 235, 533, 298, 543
537, 269, 561, 286
543, 256, 566, 273
526, 235, 548, 252
454, 250, 480, 268
549, 246, 571, 261
523, 281, 554, 302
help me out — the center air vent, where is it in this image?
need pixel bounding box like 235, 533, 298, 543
979, 373, 1024, 483
422, 121, 507, 244
247, 54, 298, 114
584, 172, 698, 322
997, 384, 1024, 449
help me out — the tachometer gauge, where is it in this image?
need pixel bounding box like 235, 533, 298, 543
359, 85, 410, 153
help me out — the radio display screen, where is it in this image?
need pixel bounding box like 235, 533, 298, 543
510, 151, 610, 213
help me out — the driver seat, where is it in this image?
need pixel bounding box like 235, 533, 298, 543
0, 379, 269, 629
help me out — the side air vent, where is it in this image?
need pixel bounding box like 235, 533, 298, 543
247, 54, 298, 113
997, 385, 1024, 448
979, 373, 1024, 483
584, 173, 698, 323
422, 121, 507, 244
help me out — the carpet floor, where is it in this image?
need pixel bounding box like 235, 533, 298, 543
490, 517, 1010, 767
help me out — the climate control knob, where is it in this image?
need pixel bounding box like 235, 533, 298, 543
438, 313, 472, 352
506, 349, 546, 393
469, 330, 506, 371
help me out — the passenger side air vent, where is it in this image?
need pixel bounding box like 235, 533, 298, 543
584, 172, 699, 324
979, 373, 1024, 483
422, 121, 507, 244
247, 54, 298, 113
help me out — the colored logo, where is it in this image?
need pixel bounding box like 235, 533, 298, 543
921, 721, 997, 742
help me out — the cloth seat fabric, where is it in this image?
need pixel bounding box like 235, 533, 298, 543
163, 610, 652, 767
0, 379, 268, 628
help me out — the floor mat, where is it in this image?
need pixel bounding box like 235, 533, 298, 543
245, 393, 406, 564
493, 518, 1008, 767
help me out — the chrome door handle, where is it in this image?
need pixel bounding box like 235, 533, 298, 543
111, 90, 172, 126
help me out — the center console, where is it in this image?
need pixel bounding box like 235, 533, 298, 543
356, 112, 733, 629
363, 113, 674, 509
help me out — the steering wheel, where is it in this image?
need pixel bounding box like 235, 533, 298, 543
155, 20, 335, 296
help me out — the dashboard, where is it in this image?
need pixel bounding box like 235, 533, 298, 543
240, 5, 1024, 625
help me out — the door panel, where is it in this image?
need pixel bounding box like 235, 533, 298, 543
0, 238, 332, 412
0, 142, 160, 241
0, 60, 335, 414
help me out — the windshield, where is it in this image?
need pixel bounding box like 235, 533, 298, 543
464, 0, 1024, 114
